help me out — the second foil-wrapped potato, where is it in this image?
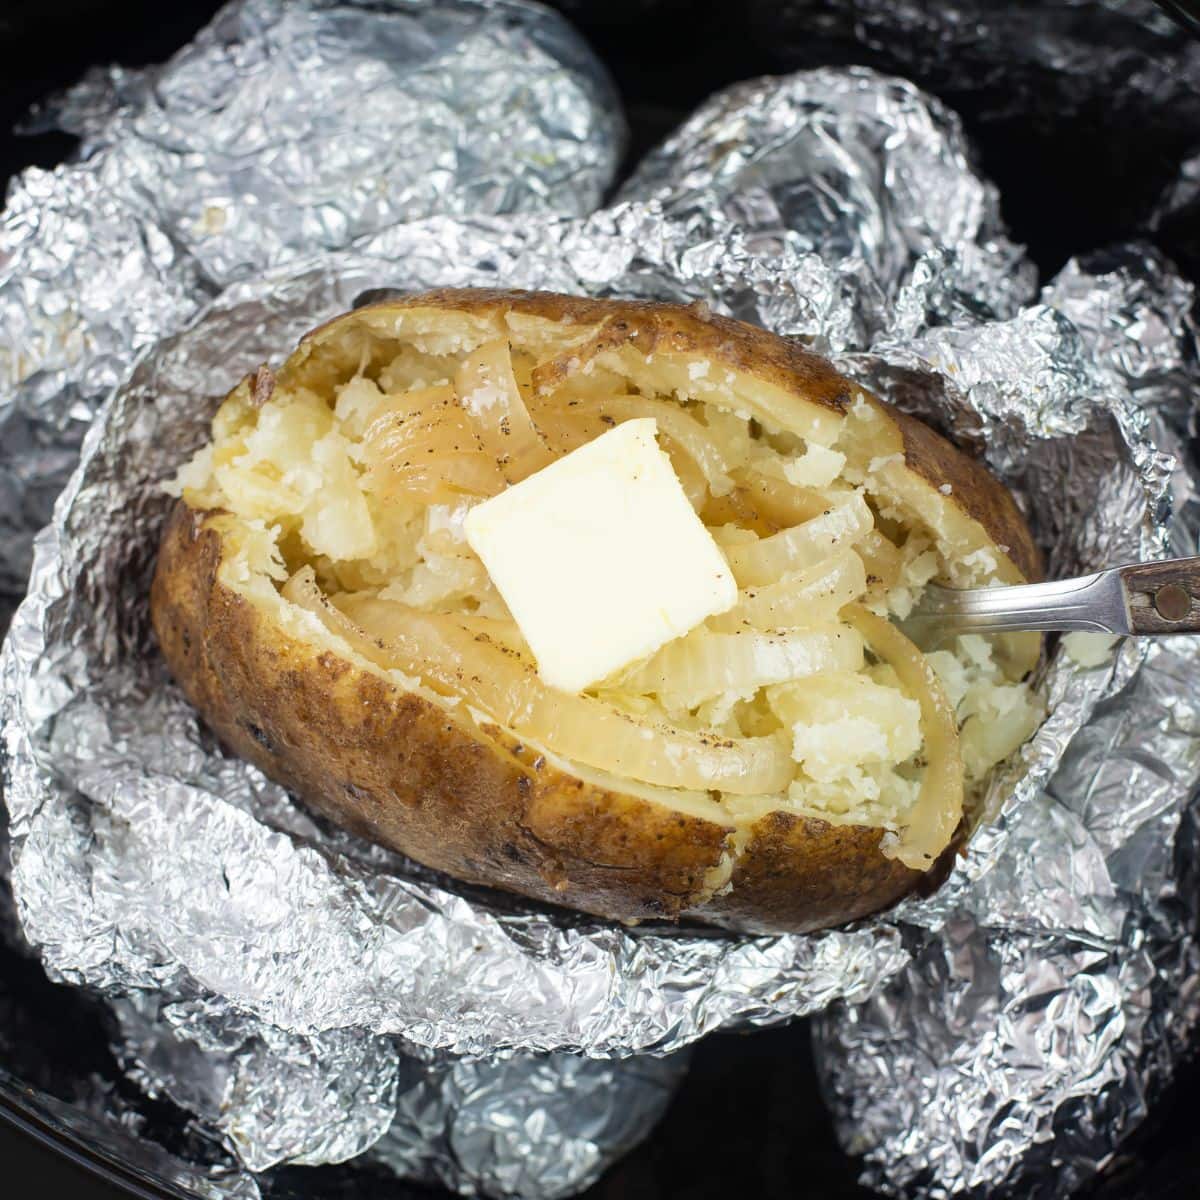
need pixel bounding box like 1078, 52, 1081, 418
151, 289, 1043, 933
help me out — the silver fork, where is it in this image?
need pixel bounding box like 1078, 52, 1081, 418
901, 557, 1200, 641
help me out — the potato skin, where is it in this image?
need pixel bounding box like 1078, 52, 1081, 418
310, 288, 857, 416
153, 504, 730, 923
151, 289, 1037, 934
152, 503, 924, 932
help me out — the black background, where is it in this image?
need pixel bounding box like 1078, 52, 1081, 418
2, 1, 1200, 1197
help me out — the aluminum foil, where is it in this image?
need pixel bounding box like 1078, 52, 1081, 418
815, 244, 1200, 1197
368, 1050, 685, 1196
28, 0, 624, 286
749, 0, 1200, 175
107, 990, 685, 1195
619, 67, 1037, 339
0, 210, 1176, 1189
2, 13, 1199, 1200
0, 0, 624, 608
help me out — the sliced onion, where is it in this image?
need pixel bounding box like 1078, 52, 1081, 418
281, 573, 794, 794
727, 469, 835, 529
708, 548, 867, 632
700, 486, 777, 537
724, 493, 875, 587
360, 385, 505, 503
696, 406, 755, 470
842, 604, 963, 869
667, 449, 709, 511
857, 529, 903, 591
452, 613, 526, 652
620, 626, 864, 711
534, 391, 736, 497
528, 323, 617, 394
367, 454, 506, 505
525, 397, 608, 455
455, 339, 554, 483
393, 556, 490, 608
601, 396, 736, 494
361, 384, 457, 442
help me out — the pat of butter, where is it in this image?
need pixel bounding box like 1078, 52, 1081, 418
464, 418, 738, 693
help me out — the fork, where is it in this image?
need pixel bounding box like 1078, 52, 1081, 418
900, 557, 1200, 641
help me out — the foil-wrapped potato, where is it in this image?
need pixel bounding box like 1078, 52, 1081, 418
151, 289, 1043, 933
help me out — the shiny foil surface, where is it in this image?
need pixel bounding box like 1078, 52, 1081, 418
2, 3, 1200, 1198
0, 0, 624, 604
619, 67, 1036, 338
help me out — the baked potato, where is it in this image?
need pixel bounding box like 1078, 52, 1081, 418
151, 288, 1043, 933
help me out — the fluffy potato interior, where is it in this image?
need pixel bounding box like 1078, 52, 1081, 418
169, 305, 1043, 874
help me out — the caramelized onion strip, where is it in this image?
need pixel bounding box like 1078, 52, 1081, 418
455, 339, 555, 483
842, 603, 963, 869
724, 493, 874, 587
281, 571, 794, 795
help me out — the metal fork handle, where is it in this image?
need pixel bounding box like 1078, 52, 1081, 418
1119, 558, 1200, 634
903, 557, 1200, 639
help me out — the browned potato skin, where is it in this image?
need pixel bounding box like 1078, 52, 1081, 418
152, 503, 922, 932
150, 289, 1039, 934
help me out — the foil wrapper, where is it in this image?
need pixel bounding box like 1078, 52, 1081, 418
750, 0, 1200, 226
2, 11, 1200, 1200
814, 245, 1200, 1198
107, 989, 685, 1194
0, 0, 623, 609
619, 67, 1037, 338
29, 0, 623, 285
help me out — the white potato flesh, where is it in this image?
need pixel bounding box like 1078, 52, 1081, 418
173, 313, 1042, 872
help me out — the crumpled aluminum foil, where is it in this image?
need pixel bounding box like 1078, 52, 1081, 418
0, 0, 623, 608
107, 988, 685, 1195
28, 0, 623, 287
750, 0, 1200, 172
815, 244, 1200, 1197
619, 67, 1036, 339
2, 10, 1200, 1200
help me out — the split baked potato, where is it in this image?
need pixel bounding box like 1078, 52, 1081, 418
151, 289, 1043, 933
